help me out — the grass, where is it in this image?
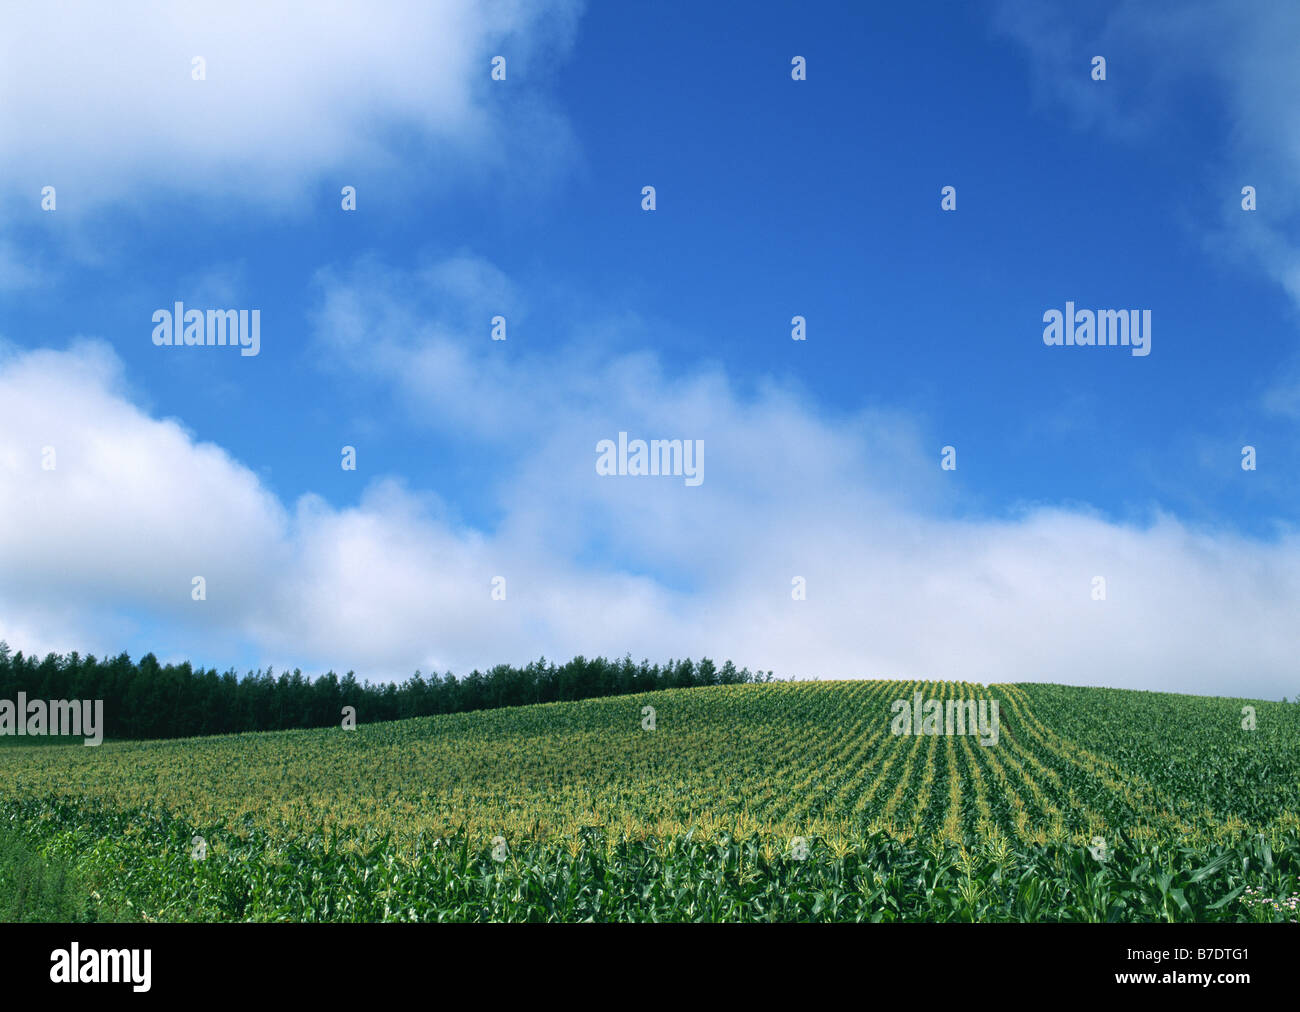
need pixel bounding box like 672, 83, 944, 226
0, 824, 97, 921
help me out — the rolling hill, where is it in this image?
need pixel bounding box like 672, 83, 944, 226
1, 680, 1297, 921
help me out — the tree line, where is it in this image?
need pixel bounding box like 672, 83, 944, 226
0, 642, 775, 741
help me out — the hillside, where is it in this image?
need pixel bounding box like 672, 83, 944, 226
1, 680, 1297, 922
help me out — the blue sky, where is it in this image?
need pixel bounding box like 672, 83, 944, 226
2, 0, 1299, 696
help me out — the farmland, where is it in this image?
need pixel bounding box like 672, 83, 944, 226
1, 680, 1298, 922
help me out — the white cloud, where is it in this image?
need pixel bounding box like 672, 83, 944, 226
0, 0, 582, 214
301, 256, 1300, 698
3, 285, 1300, 697
0, 341, 288, 633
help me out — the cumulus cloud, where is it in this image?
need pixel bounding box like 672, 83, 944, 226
3, 266, 1300, 697
302, 256, 1300, 697
0, 340, 288, 653
0, 0, 582, 214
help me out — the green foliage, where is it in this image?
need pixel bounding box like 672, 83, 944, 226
0, 823, 97, 922
0, 643, 773, 740
5, 801, 1296, 923
1013, 683, 1300, 830
0, 679, 1295, 922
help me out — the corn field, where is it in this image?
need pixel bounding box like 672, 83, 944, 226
1, 680, 1298, 921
